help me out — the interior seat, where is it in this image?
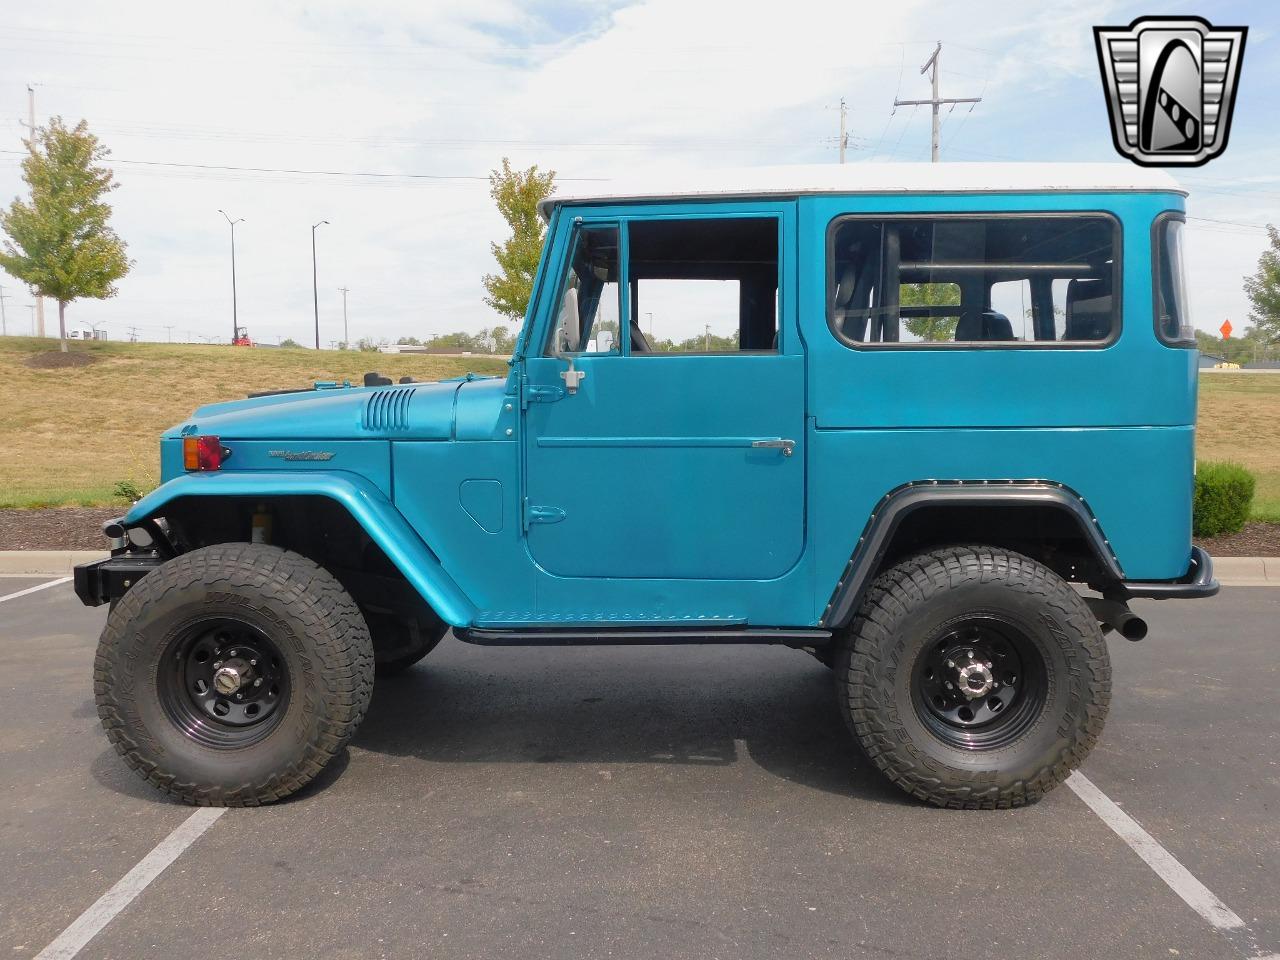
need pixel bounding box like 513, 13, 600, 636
1064, 278, 1113, 341
629, 319, 651, 353
955, 310, 1015, 342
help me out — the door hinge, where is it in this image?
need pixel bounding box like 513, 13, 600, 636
522, 381, 565, 408
523, 500, 566, 530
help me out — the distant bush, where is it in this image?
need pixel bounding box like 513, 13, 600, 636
113, 479, 144, 503
1193, 461, 1255, 537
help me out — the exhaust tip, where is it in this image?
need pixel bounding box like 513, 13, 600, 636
1120, 616, 1148, 642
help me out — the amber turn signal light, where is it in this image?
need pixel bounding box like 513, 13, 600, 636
183, 435, 224, 471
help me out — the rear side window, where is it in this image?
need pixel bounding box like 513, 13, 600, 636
828, 215, 1120, 347
1154, 213, 1193, 345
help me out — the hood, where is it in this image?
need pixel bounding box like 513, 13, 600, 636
164, 376, 503, 441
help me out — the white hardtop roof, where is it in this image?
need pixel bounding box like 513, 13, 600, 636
539, 162, 1184, 217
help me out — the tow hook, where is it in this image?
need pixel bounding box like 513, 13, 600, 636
1085, 597, 1148, 642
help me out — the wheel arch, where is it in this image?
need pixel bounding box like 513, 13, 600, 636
821, 481, 1124, 629
123, 473, 476, 627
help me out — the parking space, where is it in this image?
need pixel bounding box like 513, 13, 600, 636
2, 581, 1276, 959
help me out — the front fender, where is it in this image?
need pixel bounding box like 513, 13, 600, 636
125, 471, 478, 627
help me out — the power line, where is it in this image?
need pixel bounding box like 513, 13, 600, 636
0, 150, 607, 182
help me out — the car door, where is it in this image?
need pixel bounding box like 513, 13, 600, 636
521, 205, 805, 582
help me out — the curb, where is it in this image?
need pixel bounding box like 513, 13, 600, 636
0, 551, 107, 575
1210, 556, 1280, 586
2, 551, 1279, 586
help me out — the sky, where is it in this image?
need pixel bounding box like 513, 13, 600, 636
0, 0, 1274, 348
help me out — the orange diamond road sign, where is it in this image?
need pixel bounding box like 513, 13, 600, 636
1220, 319, 1233, 339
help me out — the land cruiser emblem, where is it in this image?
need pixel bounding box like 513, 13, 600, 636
1094, 16, 1246, 166
267, 450, 335, 461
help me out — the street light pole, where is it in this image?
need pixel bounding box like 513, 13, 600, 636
218, 210, 244, 344
311, 220, 329, 350
338, 286, 350, 348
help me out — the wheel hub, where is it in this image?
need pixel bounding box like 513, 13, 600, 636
158, 618, 290, 747
212, 661, 250, 695
954, 659, 995, 699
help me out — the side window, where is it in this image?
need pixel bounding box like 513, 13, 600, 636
544, 223, 620, 356
828, 215, 1119, 346
626, 218, 778, 353
1154, 214, 1193, 345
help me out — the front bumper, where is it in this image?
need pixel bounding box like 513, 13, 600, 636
1111, 546, 1219, 601
74, 554, 166, 607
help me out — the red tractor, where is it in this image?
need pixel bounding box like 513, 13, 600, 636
232, 326, 254, 347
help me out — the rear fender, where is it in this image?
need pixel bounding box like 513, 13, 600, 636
124, 472, 477, 627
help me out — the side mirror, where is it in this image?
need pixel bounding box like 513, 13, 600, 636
553, 288, 587, 395
554, 287, 581, 356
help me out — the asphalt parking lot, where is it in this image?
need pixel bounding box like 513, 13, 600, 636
2, 577, 1277, 960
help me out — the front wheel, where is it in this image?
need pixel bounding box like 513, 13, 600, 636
95, 543, 375, 806
836, 545, 1111, 809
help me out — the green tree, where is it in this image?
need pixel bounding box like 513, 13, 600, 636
482, 158, 555, 323
280, 337, 302, 348
900, 283, 960, 341
1244, 224, 1280, 347
0, 118, 131, 352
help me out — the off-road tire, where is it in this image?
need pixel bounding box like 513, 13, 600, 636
94, 543, 375, 806
835, 545, 1110, 810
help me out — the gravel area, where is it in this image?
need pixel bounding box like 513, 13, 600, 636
0, 508, 120, 550
1196, 521, 1280, 559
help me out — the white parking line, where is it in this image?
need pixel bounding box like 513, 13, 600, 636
0, 577, 72, 604
1067, 771, 1245, 930
1067, 770, 1280, 959
34, 808, 226, 960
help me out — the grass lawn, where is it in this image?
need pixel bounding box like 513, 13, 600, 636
1197, 373, 1280, 523
0, 338, 1276, 521
0, 337, 507, 508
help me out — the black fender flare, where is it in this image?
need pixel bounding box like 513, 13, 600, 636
819, 480, 1124, 629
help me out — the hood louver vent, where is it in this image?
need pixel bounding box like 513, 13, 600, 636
362, 387, 416, 432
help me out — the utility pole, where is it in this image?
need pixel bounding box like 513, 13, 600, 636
164, 324, 175, 343
0, 285, 9, 336
894, 42, 982, 162
838, 97, 848, 164
27, 304, 35, 335
128, 325, 138, 343
338, 286, 350, 348
311, 220, 329, 349
217, 210, 244, 344
23, 85, 46, 337
704, 323, 711, 351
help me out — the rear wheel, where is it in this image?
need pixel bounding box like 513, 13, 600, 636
835, 545, 1110, 809
95, 543, 374, 806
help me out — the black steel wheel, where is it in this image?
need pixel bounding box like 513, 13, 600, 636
835, 545, 1111, 809
158, 617, 290, 748
911, 616, 1048, 751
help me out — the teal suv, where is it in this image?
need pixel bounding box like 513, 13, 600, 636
76, 163, 1217, 809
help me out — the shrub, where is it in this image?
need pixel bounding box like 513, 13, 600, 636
113, 479, 143, 503
1193, 461, 1255, 538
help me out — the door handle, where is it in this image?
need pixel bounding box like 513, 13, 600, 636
751, 439, 796, 457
